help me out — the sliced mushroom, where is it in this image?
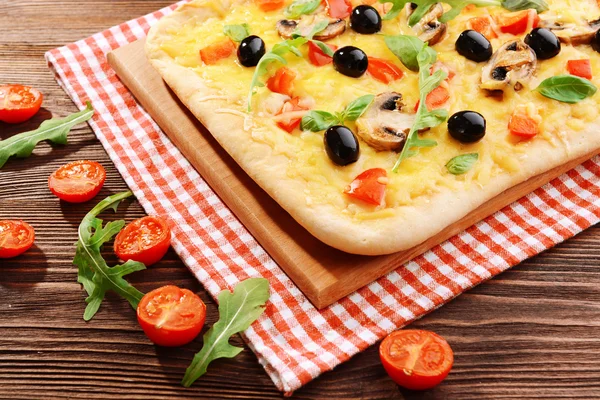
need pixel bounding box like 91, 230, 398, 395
481, 40, 537, 92
539, 15, 600, 45
355, 92, 416, 152
404, 2, 447, 46
277, 15, 346, 41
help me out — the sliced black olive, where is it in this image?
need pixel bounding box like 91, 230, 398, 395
237, 35, 266, 67
524, 28, 561, 60
593, 29, 600, 53
350, 5, 382, 34
448, 111, 486, 143
455, 30, 493, 62
333, 46, 369, 78
324, 125, 360, 166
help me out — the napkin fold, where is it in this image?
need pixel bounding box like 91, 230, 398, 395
46, 2, 600, 394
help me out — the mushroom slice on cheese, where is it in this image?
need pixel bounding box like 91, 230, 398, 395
539, 15, 600, 45
481, 40, 537, 92
356, 92, 416, 152
405, 2, 447, 46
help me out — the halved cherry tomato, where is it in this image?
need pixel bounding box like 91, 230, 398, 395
567, 59, 593, 80
509, 105, 541, 138
496, 9, 539, 35
267, 67, 297, 97
380, 330, 454, 391
368, 58, 404, 84
325, 0, 352, 19
0, 220, 35, 259
308, 41, 338, 66
114, 216, 171, 266
414, 86, 450, 112
256, 0, 285, 12
276, 97, 309, 133
344, 168, 388, 206
199, 38, 237, 65
48, 160, 106, 203
137, 285, 206, 347
467, 16, 498, 39
0, 85, 43, 124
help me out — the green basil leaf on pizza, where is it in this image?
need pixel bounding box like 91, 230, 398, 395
301, 111, 341, 132
223, 24, 250, 42
535, 75, 598, 104
341, 95, 375, 121
446, 153, 479, 175
384, 35, 426, 72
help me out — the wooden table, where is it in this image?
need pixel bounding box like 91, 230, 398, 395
1, 1, 600, 398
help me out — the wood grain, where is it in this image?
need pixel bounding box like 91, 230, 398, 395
109, 39, 600, 309
1, 0, 600, 398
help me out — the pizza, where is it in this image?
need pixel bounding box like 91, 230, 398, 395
146, 0, 600, 255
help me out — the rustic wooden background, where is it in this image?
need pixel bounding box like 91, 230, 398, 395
1, 1, 600, 399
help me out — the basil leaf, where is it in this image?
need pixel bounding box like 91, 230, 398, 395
182, 278, 270, 387
311, 39, 334, 57
223, 24, 250, 42
301, 111, 340, 131
342, 95, 375, 121
446, 153, 479, 175
0, 103, 94, 169
285, 0, 321, 19
501, 0, 548, 12
535, 75, 598, 104
384, 35, 426, 72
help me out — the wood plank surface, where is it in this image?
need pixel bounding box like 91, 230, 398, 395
108, 39, 600, 309
1, 1, 600, 399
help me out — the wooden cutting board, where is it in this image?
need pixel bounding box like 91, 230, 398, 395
108, 39, 600, 309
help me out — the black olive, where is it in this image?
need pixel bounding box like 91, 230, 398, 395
524, 28, 561, 60
237, 35, 265, 67
324, 126, 360, 166
455, 30, 492, 62
593, 29, 600, 53
350, 5, 382, 34
333, 46, 369, 78
448, 111, 486, 143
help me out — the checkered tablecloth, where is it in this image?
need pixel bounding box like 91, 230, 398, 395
45, 2, 600, 395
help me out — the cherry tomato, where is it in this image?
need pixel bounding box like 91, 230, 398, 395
567, 59, 593, 80
467, 16, 498, 40
344, 168, 388, 206
256, 0, 285, 12
414, 86, 450, 112
0, 220, 35, 259
325, 0, 352, 19
380, 330, 454, 391
200, 38, 237, 65
509, 107, 540, 138
368, 58, 404, 84
0, 85, 43, 124
276, 97, 309, 133
48, 160, 106, 203
137, 285, 206, 347
496, 9, 539, 35
308, 41, 338, 66
114, 216, 171, 266
267, 67, 297, 97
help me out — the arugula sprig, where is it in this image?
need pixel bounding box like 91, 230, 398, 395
301, 95, 375, 131
224, 24, 250, 42
182, 278, 270, 387
292, 19, 335, 57
393, 45, 447, 172
0, 102, 94, 169
379, 0, 548, 24
285, 0, 321, 19
74, 191, 146, 321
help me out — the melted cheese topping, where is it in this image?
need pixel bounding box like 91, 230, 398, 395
159, 0, 600, 216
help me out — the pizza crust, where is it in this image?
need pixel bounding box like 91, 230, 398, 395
146, 0, 600, 255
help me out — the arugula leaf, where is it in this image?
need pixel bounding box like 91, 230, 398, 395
0, 102, 94, 169
181, 278, 270, 387
300, 95, 375, 132
223, 24, 250, 42
247, 38, 308, 112
301, 111, 341, 131
446, 153, 479, 175
74, 191, 146, 321
291, 20, 334, 57
311, 39, 335, 57
285, 0, 321, 19
379, 0, 547, 25
393, 45, 447, 172
535, 75, 597, 104
384, 35, 426, 71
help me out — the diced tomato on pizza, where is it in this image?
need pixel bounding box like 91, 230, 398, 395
267, 67, 297, 97
367, 58, 404, 84
308, 41, 338, 66
344, 168, 388, 206
496, 9, 539, 35
567, 59, 593, 80
467, 16, 498, 40
509, 104, 542, 139
256, 0, 285, 12
276, 97, 310, 133
199, 38, 237, 65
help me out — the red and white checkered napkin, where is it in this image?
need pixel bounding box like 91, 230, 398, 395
46, 3, 600, 395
